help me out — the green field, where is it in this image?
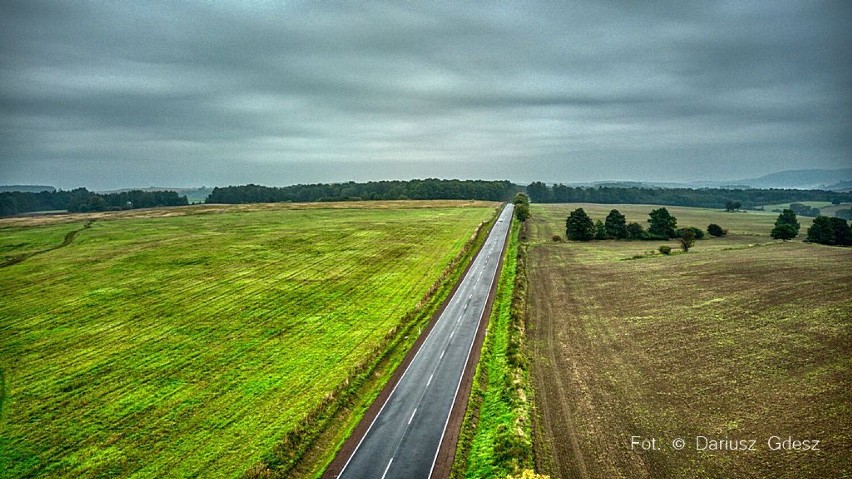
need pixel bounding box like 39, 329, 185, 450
527, 204, 851, 478
0, 201, 497, 478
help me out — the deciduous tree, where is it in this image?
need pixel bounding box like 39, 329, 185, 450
678, 228, 696, 251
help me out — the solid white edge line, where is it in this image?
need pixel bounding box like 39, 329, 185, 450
427, 204, 513, 479
337, 204, 510, 479
380, 458, 393, 479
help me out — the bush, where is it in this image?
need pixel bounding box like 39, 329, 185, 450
551, 235, 562, 242
685, 226, 705, 240
707, 223, 727, 237
658, 245, 672, 255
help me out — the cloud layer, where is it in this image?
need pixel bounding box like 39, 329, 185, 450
2, 0, 850, 189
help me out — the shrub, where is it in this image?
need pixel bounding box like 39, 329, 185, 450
707, 223, 727, 237
658, 245, 672, 255
551, 235, 562, 242
685, 226, 705, 240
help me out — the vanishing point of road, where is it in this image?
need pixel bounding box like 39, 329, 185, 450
337, 203, 515, 479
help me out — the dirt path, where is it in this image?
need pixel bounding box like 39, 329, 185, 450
1, 219, 95, 268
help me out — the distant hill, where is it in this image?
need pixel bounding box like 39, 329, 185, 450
736, 168, 852, 190
824, 180, 852, 192
0, 185, 56, 193
584, 168, 852, 191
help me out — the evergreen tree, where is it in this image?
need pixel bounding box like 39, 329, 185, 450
626, 222, 645, 240
771, 209, 800, 241
566, 208, 595, 241
604, 209, 628, 239
648, 207, 678, 238
595, 219, 608, 239
806, 216, 852, 246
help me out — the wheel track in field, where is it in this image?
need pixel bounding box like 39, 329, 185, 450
1, 219, 95, 268
13, 214, 481, 454
530, 245, 590, 479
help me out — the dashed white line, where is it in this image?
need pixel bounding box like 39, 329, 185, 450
449, 330, 454, 339
408, 408, 417, 425
380, 458, 393, 479
427, 373, 433, 387
440, 349, 445, 359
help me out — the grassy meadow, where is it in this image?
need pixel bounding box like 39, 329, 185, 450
527, 204, 851, 478
0, 201, 498, 479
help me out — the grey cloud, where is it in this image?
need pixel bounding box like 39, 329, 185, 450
1, 0, 850, 189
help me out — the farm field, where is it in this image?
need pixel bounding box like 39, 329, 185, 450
527, 204, 851, 478
0, 200, 498, 479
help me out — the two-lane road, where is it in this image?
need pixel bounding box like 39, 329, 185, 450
338, 203, 514, 479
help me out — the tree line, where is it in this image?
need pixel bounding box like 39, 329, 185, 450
771, 209, 851, 246
205, 179, 518, 204
564, 207, 724, 252
0, 188, 188, 216
526, 181, 851, 209
5, 179, 851, 218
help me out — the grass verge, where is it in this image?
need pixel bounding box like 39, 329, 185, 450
451, 219, 536, 479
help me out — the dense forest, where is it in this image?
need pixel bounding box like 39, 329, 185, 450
4, 179, 852, 217
0, 188, 188, 216
205, 179, 518, 204
525, 181, 852, 209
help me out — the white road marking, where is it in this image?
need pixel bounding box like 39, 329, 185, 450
440, 349, 445, 359
380, 458, 393, 479
408, 408, 417, 425
427, 373, 433, 387
449, 330, 454, 339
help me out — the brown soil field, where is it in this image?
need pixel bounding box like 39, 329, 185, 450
527, 204, 851, 478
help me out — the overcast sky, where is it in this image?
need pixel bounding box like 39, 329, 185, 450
1, 1, 850, 190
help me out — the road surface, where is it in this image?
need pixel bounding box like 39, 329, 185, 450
338, 203, 514, 479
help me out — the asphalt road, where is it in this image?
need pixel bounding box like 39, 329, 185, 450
338, 203, 514, 479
